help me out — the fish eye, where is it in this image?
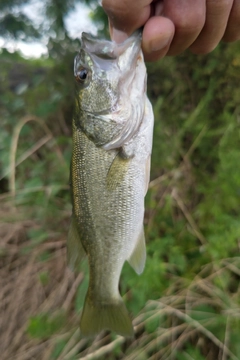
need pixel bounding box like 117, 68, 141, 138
75, 68, 88, 83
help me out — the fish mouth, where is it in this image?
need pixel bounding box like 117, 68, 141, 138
81, 31, 141, 55
80, 31, 142, 71
77, 32, 145, 150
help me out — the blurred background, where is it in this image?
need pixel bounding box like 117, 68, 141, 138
1, 0, 240, 359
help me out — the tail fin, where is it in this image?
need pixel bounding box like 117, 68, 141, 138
80, 296, 134, 338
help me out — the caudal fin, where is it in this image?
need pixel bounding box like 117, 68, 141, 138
80, 296, 134, 337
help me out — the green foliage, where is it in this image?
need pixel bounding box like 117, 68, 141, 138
1, 1, 240, 359
27, 311, 66, 339
38, 270, 50, 286
0, 0, 40, 41
0, 0, 108, 44
176, 346, 206, 360
0, 13, 40, 40
51, 340, 69, 360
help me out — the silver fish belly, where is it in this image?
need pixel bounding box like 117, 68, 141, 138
67, 32, 154, 337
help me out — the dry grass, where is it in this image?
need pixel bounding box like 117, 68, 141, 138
1, 112, 239, 359
0, 202, 79, 360
1, 199, 239, 360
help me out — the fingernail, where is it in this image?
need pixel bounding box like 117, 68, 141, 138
149, 36, 170, 52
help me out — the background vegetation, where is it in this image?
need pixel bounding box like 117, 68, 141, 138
1, 0, 240, 359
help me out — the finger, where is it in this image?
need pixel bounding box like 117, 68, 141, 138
142, 16, 175, 61
190, 0, 234, 54
222, 0, 240, 41
109, 23, 129, 43
162, 0, 206, 56
102, 0, 152, 36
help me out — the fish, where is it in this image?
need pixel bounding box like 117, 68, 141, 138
67, 31, 154, 337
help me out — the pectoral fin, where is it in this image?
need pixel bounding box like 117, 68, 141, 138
128, 228, 146, 275
67, 216, 86, 271
106, 151, 131, 190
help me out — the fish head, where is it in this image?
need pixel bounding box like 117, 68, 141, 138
74, 32, 143, 113
74, 32, 146, 147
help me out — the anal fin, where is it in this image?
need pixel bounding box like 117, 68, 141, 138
67, 216, 86, 271
128, 227, 146, 275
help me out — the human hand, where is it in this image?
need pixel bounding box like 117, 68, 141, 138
102, 0, 240, 61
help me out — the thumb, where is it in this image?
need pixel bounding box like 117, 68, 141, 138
102, 0, 151, 41
109, 21, 129, 43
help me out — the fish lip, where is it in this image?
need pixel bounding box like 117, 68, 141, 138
81, 30, 141, 49
80, 31, 142, 65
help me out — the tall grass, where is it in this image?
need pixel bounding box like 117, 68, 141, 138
0, 40, 240, 359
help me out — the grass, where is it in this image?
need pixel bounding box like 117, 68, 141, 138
0, 40, 240, 359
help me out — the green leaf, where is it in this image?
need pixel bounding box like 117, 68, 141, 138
27, 312, 66, 339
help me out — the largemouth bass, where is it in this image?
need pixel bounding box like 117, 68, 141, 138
67, 31, 154, 337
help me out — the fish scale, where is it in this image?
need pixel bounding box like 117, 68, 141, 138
67, 31, 154, 337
